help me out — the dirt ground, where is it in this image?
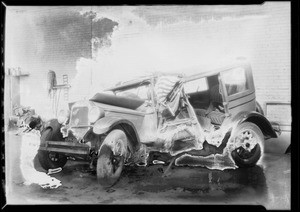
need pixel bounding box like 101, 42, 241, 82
4, 131, 291, 209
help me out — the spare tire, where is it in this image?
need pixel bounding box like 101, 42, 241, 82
38, 128, 67, 170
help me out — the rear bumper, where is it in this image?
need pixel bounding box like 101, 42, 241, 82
39, 141, 90, 155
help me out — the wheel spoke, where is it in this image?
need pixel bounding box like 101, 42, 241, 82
49, 153, 61, 162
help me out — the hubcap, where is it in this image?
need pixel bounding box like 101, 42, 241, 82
233, 129, 260, 159
49, 152, 60, 162
235, 129, 258, 151
111, 155, 122, 173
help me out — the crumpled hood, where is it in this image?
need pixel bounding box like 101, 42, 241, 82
90, 92, 145, 110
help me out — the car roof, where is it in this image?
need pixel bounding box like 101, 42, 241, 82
106, 61, 250, 91
184, 61, 250, 82
105, 72, 183, 92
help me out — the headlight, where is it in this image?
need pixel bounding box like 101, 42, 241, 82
57, 109, 70, 124
88, 106, 104, 123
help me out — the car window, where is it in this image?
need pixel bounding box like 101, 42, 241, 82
116, 84, 150, 100
222, 67, 248, 96
184, 77, 208, 94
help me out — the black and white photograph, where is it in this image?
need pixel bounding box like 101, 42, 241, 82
2, 2, 293, 209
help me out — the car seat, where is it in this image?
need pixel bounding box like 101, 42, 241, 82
209, 84, 223, 110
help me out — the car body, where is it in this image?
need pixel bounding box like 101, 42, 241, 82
38, 61, 279, 186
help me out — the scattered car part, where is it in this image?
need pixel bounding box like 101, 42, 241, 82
47, 167, 62, 175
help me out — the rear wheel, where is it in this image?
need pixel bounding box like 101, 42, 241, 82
97, 129, 127, 187
38, 128, 68, 170
231, 122, 264, 168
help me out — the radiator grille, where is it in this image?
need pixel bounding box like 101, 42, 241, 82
69, 106, 89, 126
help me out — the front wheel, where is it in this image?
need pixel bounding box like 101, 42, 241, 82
230, 122, 264, 168
96, 129, 127, 187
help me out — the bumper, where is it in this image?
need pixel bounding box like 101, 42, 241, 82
39, 141, 90, 155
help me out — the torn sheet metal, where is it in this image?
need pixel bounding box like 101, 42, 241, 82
148, 75, 236, 169
173, 125, 239, 170
204, 128, 228, 148
157, 123, 202, 156
61, 125, 90, 142
155, 75, 183, 117
20, 130, 62, 189
175, 148, 238, 170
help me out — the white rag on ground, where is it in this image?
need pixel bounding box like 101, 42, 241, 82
20, 130, 62, 189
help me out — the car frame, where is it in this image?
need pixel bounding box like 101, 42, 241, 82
38, 61, 279, 186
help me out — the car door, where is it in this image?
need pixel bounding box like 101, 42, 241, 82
219, 63, 256, 118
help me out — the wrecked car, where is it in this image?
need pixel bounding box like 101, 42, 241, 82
38, 61, 279, 186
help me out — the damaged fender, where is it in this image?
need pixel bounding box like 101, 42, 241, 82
42, 119, 63, 140
43, 119, 61, 132
232, 111, 278, 139
93, 116, 141, 152
93, 117, 136, 135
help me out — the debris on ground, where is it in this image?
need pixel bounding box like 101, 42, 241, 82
48, 167, 63, 175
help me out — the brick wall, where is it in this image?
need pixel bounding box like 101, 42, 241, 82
250, 2, 291, 106
244, 2, 291, 124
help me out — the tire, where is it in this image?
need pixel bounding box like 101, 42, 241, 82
97, 129, 127, 187
38, 128, 68, 170
231, 122, 264, 168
